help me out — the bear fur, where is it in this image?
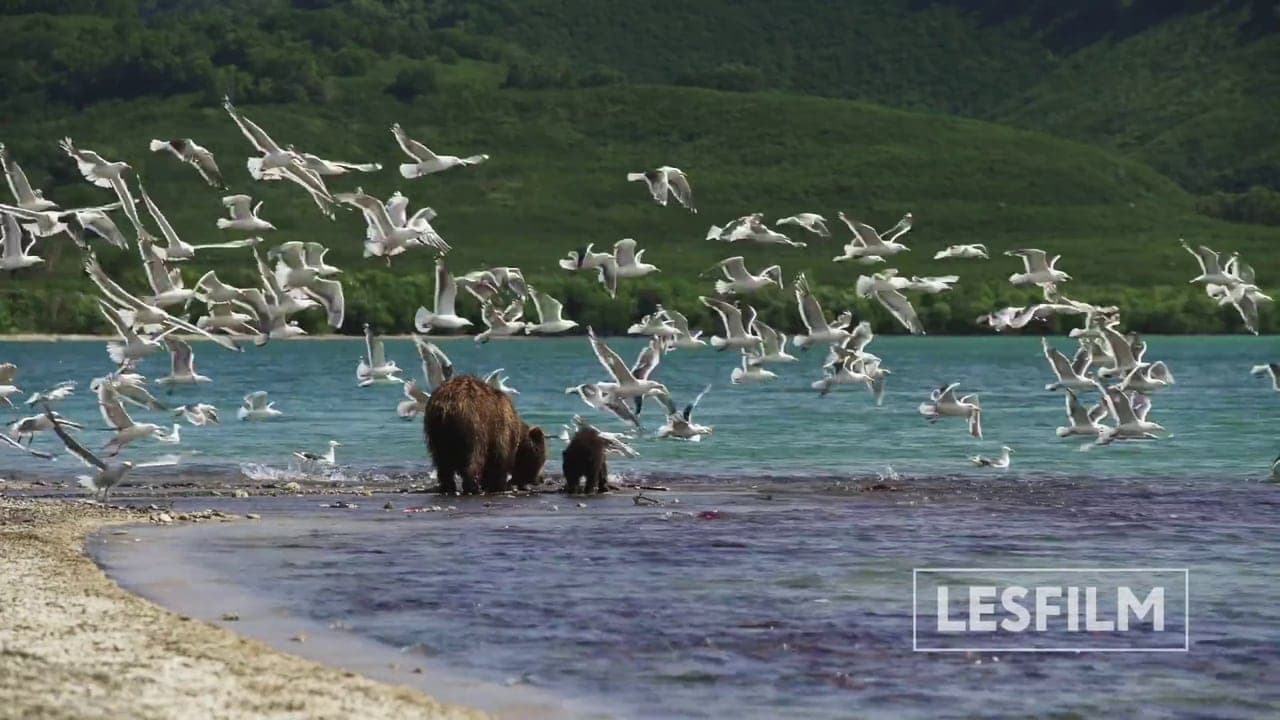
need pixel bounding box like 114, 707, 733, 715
424, 375, 545, 494
562, 427, 609, 495
511, 423, 547, 490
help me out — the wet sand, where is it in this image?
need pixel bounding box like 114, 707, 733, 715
0, 497, 487, 720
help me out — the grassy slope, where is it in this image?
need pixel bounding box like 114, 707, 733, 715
1000, 7, 1280, 193
3, 57, 1276, 335
470, 1, 1280, 195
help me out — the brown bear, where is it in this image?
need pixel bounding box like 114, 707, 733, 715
424, 375, 545, 494
511, 422, 547, 490
562, 427, 609, 495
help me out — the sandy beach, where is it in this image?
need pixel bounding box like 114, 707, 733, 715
0, 497, 487, 720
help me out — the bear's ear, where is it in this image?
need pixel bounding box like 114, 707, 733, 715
528, 426, 545, 443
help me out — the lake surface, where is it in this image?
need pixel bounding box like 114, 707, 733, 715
8, 336, 1280, 718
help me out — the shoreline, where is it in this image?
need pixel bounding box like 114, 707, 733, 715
0, 497, 487, 720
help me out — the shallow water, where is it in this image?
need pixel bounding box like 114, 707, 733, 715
1, 335, 1277, 480
101, 479, 1280, 719
9, 336, 1280, 717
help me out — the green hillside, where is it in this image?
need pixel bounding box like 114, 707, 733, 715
0, 1, 1276, 336
471, 0, 1280, 196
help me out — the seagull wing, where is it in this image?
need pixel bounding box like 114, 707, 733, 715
0, 431, 55, 460
664, 168, 695, 211
391, 123, 438, 163
1, 212, 22, 257
588, 327, 635, 383
1, 144, 43, 206
224, 98, 282, 154
138, 182, 182, 250
45, 406, 107, 470
167, 337, 194, 375
630, 337, 662, 381
718, 256, 749, 282
1041, 338, 1076, 380
1064, 389, 1091, 426
1069, 345, 1092, 376
531, 288, 565, 324
434, 261, 459, 316
684, 384, 712, 421
614, 238, 638, 267
97, 382, 134, 430
700, 296, 747, 337
368, 326, 386, 366
189, 142, 224, 188
304, 279, 345, 328
243, 391, 268, 410
794, 278, 827, 333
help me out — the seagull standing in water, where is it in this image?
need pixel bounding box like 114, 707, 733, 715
970, 446, 1013, 469
238, 391, 282, 421
392, 122, 489, 178
294, 440, 340, 469
627, 166, 695, 212
356, 324, 403, 386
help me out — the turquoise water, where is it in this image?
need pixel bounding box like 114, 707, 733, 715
12, 336, 1280, 718
1, 335, 1277, 480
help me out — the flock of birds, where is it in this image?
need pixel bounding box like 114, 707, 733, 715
0, 96, 1275, 495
